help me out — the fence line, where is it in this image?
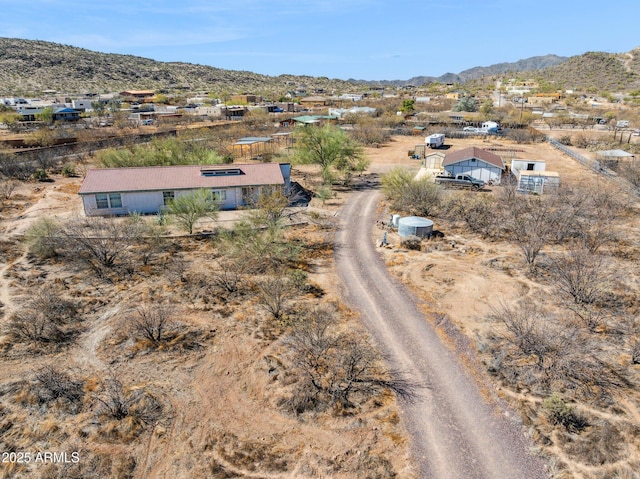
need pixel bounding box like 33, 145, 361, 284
546, 136, 638, 197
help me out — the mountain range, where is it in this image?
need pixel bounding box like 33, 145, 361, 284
0, 37, 639, 95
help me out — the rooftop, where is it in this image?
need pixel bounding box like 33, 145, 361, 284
78, 163, 286, 195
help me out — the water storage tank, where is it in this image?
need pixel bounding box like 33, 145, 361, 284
391, 214, 401, 228
398, 216, 434, 238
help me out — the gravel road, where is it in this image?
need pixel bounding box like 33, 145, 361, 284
334, 190, 549, 479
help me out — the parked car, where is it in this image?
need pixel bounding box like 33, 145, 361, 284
141, 119, 154, 126
463, 126, 477, 132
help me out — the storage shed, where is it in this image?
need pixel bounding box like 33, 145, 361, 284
398, 216, 434, 238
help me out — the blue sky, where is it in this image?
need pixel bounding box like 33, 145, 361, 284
1, 0, 638, 81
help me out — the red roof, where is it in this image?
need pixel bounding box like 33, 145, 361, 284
78, 163, 285, 195
442, 147, 505, 169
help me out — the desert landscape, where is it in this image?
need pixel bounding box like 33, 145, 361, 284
1, 125, 639, 478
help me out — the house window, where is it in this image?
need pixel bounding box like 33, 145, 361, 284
471, 158, 477, 162
95, 193, 122, 209
163, 191, 175, 206
109, 193, 122, 208
210, 190, 226, 201
95, 194, 109, 209
527, 163, 535, 171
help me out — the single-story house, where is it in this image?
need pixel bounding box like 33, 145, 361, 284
17, 107, 81, 122
78, 163, 291, 216
442, 146, 505, 184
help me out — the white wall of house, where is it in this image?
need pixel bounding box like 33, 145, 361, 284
71, 99, 94, 111
444, 159, 503, 184
81, 187, 250, 216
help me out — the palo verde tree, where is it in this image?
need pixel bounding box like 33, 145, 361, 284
293, 124, 366, 184
166, 188, 219, 234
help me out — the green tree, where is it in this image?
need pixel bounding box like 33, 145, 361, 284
400, 99, 415, 113
381, 167, 441, 216
248, 188, 289, 242
35, 107, 54, 124
166, 189, 219, 234
453, 96, 478, 112
294, 124, 365, 184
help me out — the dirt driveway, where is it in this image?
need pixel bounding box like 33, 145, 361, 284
335, 190, 549, 479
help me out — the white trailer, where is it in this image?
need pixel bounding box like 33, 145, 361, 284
425, 133, 445, 148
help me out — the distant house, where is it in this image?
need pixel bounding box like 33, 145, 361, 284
298, 96, 330, 108
442, 146, 505, 184
231, 94, 259, 104
120, 90, 155, 100
17, 107, 81, 122
78, 163, 291, 216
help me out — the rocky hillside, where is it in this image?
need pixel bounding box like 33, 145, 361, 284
1, 37, 639, 95
361, 54, 569, 87
0, 37, 360, 96
536, 49, 640, 92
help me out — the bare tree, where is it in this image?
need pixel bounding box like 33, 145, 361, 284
255, 270, 306, 321
129, 303, 175, 345
34, 365, 84, 409
62, 215, 144, 276
283, 306, 420, 413
6, 285, 80, 347
549, 249, 610, 306
93, 376, 165, 426
0, 178, 17, 200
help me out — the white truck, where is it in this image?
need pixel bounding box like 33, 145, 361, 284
425, 133, 445, 148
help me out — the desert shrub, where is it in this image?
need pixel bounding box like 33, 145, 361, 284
561, 420, 626, 466
488, 301, 630, 400
447, 192, 498, 237
5, 285, 81, 348
0, 152, 38, 180
93, 376, 166, 438
381, 166, 441, 216
33, 366, 85, 413
399, 235, 422, 250
282, 306, 419, 414
61, 163, 77, 177
572, 133, 591, 148
254, 269, 308, 322
504, 128, 545, 144
542, 393, 588, 433
25, 216, 61, 258
32, 168, 49, 181
0, 178, 17, 200
549, 249, 610, 306
128, 303, 175, 346
60, 215, 145, 277
558, 134, 572, 146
